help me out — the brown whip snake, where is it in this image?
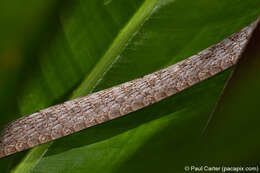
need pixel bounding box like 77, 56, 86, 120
0, 20, 258, 158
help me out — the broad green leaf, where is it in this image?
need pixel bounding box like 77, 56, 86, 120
0, 0, 259, 172
0, 0, 62, 171
0, 0, 61, 128
199, 21, 260, 164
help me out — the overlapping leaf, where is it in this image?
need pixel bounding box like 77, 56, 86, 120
0, 0, 260, 172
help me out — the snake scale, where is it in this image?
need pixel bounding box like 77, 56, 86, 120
0, 21, 257, 158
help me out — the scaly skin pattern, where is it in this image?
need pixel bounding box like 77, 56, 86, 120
0, 22, 256, 158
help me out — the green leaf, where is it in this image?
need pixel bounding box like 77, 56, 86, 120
199, 21, 260, 164
0, 0, 259, 172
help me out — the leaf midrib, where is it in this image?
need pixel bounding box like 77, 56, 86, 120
13, 0, 158, 172
72, 0, 158, 97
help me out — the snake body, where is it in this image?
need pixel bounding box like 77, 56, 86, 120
0, 22, 256, 158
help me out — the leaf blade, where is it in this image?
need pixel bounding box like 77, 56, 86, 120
0, 0, 259, 172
